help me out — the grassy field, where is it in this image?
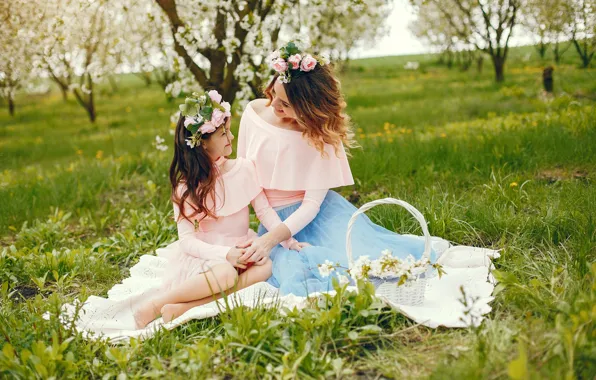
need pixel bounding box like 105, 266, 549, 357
1, 46, 595, 378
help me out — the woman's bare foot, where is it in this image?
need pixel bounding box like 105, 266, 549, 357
133, 301, 161, 329
161, 303, 188, 323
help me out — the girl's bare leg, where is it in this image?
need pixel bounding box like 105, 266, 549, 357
134, 262, 238, 329
161, 259, 272, 323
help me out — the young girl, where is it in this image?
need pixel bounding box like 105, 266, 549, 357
133, 90, 306, 329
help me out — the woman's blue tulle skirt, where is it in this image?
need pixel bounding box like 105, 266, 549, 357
259, 190, 434, 296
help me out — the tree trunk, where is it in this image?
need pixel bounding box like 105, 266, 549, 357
554, 42, 561, 63
446, 50, 454, 68
88, 76, 96, 122
8, 96, 15, 116
573, 38, 594, 68
60, 85, 68, 101
477, 56, 484, 73
536, 42, 547, 59
543, 66, 554, 93
135, 72, 152, 87
492, 55, 505, 82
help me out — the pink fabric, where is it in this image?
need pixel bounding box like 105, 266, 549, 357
251, 191, 298, 249
163, 157, 296, 288
237, 99, 354, 191
281, 189, 328, 236
207, 157, 262, 217
263, 189, 305, 208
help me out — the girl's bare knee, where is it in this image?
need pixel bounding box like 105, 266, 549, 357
223, 263, 238, 285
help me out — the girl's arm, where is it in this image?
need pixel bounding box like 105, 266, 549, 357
173, 202, 231, 261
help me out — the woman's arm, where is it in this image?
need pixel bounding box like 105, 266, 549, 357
239, 189, 327, 264
281, 189, 328, 236
251, 191, 298, 250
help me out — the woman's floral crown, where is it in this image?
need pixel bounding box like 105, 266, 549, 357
266, 42, 330, 83
178, 90, 231, 149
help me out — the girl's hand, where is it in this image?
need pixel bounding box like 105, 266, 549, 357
226, 247, 248, 269
289, 241, 311, 252
238, 234, 275, 264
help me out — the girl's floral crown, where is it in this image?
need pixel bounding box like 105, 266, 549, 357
178, 90, 231, 149
266, 42, 330, 84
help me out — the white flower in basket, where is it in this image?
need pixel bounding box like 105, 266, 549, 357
318, 198, 444, 306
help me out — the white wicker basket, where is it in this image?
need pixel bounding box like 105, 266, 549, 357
346, 198, 432, 306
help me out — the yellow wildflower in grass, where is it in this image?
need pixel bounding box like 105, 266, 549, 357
406, 129, 412, 134
35, 137, 43, 144
510, 182, 518, 188
158, 108, 165, 113
125, 106, 132, 113
440, 133, 447, 138
96, 150, 104, 160
76, 149, 83, 155
359, 134, 366, 140
388, 137, 394, 143
8, 226, 16, 232
357, 128, 363, 133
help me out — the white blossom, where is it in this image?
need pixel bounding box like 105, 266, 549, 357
317, 260, 336, 278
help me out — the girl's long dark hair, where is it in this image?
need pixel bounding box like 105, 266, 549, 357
169, 114, 219, 223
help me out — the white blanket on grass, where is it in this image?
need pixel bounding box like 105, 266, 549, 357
50, 238, 500, 343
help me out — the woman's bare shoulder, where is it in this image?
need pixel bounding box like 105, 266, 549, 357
249, 98, 268, 115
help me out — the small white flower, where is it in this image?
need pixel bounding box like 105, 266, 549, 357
318, 260, 336, 278
185, 134, 201, 148
336, 274, 350, 286
319, 54, 330, 65
170, 111, 181, 125
265, 50, 280, 64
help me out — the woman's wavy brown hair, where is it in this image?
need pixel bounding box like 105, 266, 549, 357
264, 64, 357, 157
169, 114, 227, 224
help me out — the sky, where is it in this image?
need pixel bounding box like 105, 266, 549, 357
353, 0, 535, 59
352, 0, 429, 59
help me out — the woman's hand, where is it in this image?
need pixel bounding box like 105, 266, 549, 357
289, 241, 311, 252
226, 247, 248, 269
238, 234, 275, 265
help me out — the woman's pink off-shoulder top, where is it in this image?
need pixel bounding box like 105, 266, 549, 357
237, 99, 354, 236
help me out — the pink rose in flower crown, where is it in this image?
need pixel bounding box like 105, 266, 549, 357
300, 54, 317, 72
221, 101, 231, 117
210, 108, 226, 127
271, 58, 288, 73
287, 54, 302, 70
208, 90, 222, 104
199, 121, 216, 134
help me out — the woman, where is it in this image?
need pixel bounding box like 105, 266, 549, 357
236, 42, 435, 296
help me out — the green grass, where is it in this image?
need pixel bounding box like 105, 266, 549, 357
1, 47, 595, 378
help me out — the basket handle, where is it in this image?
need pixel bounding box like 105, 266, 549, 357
345, 198, 432, 267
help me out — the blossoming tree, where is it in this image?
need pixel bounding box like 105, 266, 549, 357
0, 0, 37, 116
154, 0, 392, 105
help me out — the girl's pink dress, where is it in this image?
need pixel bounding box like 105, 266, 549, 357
162, 157, 296, 289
